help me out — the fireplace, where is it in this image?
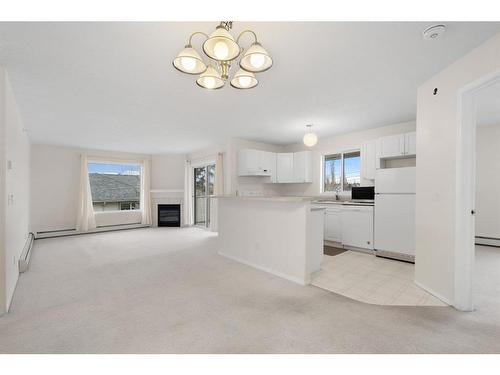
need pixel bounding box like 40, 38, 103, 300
158, 204, 181, 227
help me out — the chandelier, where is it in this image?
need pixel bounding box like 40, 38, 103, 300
173, 21, 273, 90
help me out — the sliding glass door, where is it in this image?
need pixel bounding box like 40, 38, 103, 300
194, 164, 215, 227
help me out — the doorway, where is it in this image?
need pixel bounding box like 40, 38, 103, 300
456, 72, 500, 311
193, 163, 215, 228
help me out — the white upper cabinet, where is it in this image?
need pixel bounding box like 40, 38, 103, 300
361, 140, 376, 182
276, 153, 294, 183
404, 132, 416, 156
261, 151, 277, 183
293, 151, 312, 183
376, 131, 417, 164
238, 149, 275, 179
239, 149, 312, 183
377, 134, 405, 159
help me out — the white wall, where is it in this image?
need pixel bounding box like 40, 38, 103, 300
475, 123, 500, 239
415, 32, 500, 305
151, 153, 185, 191
30, 144, 185, 233
0, 67, 31, 313
279, 121, 416, 197
0, 67, 6, 313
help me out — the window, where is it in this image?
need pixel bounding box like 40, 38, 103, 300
323, 151, 360, 192
88, 162, 141, 212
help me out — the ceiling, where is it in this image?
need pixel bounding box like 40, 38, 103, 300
0, 22, 499, 154
476, 80, 500, 127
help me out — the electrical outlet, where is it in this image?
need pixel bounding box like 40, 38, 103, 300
7, 160, 12, 170
8, 194, 14, 205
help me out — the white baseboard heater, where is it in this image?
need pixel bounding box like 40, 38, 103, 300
476, 236, 500, 248
19, 232, 35, 273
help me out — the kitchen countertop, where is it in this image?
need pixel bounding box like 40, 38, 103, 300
212, 195, 315, 202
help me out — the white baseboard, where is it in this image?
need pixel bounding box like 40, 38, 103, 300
414, 280, 452, 306
218, 251, 307, 286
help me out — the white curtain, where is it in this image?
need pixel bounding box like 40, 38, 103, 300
210, 152, 224, 231
76, 154, 96, 232
140, 158, 152, 225
184, 160, 193, 226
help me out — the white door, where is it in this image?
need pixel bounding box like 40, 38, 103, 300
377, 134, 405, 159
404, 132, 417, 156
293, 151, 312, 183
276, 153, 294, 183
341, 206, 374, 250
324, 208, 342, 242
374, 194, 415, 255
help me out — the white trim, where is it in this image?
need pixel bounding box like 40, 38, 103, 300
455, 69, 500, 311
218, 251, 308, 286
414, 280, 452, 306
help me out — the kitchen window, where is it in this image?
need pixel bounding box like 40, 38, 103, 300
323, 151, 361, 192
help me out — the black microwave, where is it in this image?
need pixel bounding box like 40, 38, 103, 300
351, 186, 375, 200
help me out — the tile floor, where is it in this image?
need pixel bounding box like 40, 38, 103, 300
312, 251, 447, 306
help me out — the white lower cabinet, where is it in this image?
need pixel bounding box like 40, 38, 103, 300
324, 207, 342, 242
341, 205, 374, 250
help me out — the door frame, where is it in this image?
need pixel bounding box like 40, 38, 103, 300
455, 69, 500, 311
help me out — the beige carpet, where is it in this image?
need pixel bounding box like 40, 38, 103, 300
0, 227, 499, 353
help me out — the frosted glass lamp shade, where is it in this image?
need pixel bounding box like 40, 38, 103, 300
230, 69, 258, 89
303, 130, 318, 147
203, 26, 241, 61
239, 42, 273, 72
173, 45, 207, 74
196, 65, 224, 89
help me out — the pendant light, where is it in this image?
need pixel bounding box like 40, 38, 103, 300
203, 25, 241, 61
303, 124, 318, 147
172, 45, 207, 74
239, 42, 273, 72
230, 69, 258, 89
196, 65, 224, 89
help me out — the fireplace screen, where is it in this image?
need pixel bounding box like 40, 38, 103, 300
158, 204, 181, 227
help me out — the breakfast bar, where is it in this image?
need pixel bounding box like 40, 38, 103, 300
216, 196, 324, 285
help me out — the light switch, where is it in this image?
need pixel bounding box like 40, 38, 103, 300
8, 193, 14, 205
7, 160, 12, 170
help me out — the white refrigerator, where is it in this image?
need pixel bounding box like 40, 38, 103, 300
374, 167, 416, 261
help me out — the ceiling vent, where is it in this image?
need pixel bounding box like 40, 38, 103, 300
423, 24, 446, 40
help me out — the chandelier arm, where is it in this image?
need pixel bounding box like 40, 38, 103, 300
236, 30, 258, 46
188, 31, 209, 46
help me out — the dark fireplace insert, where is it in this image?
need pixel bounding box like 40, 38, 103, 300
158, 204, 181, 227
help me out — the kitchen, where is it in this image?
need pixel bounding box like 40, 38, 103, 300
217, 121, 445, 306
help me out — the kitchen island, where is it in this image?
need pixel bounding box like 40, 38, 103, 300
216, 196, 324, 285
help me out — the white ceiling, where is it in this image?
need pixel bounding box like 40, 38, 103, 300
476, 81, 500, 127
0, 22, 499, 154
